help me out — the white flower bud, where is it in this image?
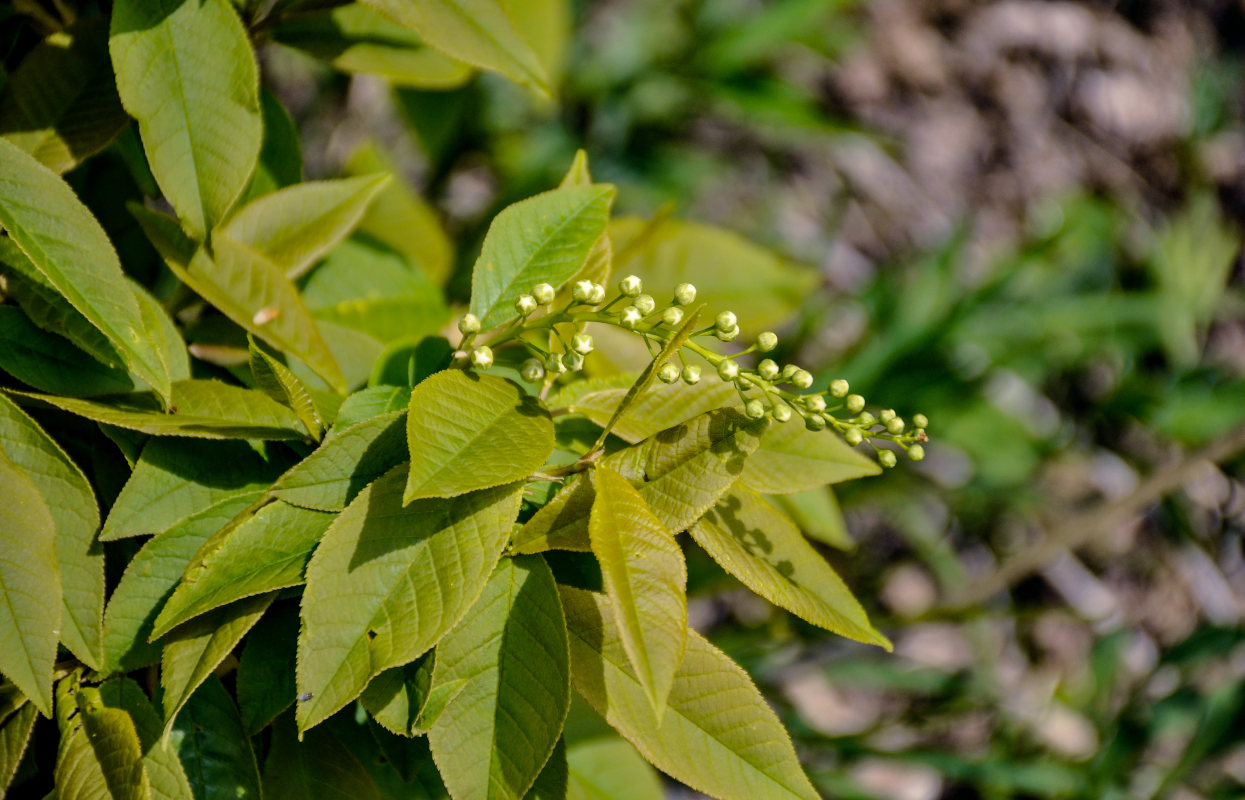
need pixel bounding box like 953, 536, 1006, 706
634, 294, 656, 314
572, 280, 595, 303
879, 450, 897, 468
844, 427, 863, 446
620, 306, 643, 328
829, 379, 849, 397
619, 275, 643, 297
520, 358, 545, 383
657, 362, 680, 383
757, 359, 779, 380
886, 417, 905, 435
908, 444, 925, 462
745, 399, 766, 419
913, 413, 929, 429
804, 414, 826, 431
781, 364, 800, 380
791, 369, 813, 389
845, 394, 865, 414
857, 411, 876, 426
458, 314, 481, 335
545, 353, 566, 374
470, 346, 493, 369
571, 333, 594, 354
531, 283, 555, 305
662, 307, 684, 327
682, 365, 701, 384
757, 331, 778, 352
588, 283, 607, 304
714, 325, 739, 342
674, 282, 697, 306
716, 311, 737, 331
515, 294, 537, 316
717, 359, 739, 381
772, 403, 792, 422
564, 351, 584, 371
879, 409, 896, 423
805, 395, 826, 413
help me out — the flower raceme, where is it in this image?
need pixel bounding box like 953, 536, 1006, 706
453, 276, 929, 467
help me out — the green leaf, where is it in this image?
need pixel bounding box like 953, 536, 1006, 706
103, 495, 260, 673
571, 379, 738, 445
110, 0, 261, 236
133, 282, 192, 383
589, 467, 687, 720
8, 380, 307, 440
262, 714, 382, 800
345, 143, 453, 284
740, 422, 880, 494
222, 174, 390, 280
269, 410, 408, 511
75, 688, 152, 800
334, 386, 412, 430
0, 394, 104, 670
691, 487, 889, 648
0, 138, 171, 401
151, 501, 334, 638
0, 452, 60, 715
238, 88, 302, 205
561, 586, 821, 800
297, 472, 523, 731
566, 734, 664, 800
513, 410, 765, 554
361, 654, 466, 738
361, 0, 550, 94
250, 336, 325, 440
272, 4, 473, 89
469, 185, 616, 329
94, 678, 194, 800
509, 0, 570, 96
404, 370, 554, 502
771, 488, 853, 550
237, 602, 299, 735
525, 737, 568, 800
131, 204, 346, 393
104, 438, 290, 541
169, 675, 263, 800
428, 556, 569, 800
0, 703, 36, 796
0, 16, 129, 174
161, 593, 274, 731
612, 217, 817, 335
0, 305, 136, 396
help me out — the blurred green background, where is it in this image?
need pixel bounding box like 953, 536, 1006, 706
160, 0, 1245, 796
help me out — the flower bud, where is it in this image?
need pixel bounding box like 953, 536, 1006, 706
717, 359, 739, 381
531, 283, 555, 305
745, 399, 766, 419
714, 325, 739, 342
682, 365, 701, 384
913, 413, 929, 429
757, 331, 778, 352
829, 379, 849, 397
662, 307, 684, 326
857, 411, 876, 427
772, 404, 792, 422
845, 394, 865, 414
716, 311, 737, 331
791, 369, 813, 389
878, 450, 897, 468
564, 351, 585, 371
781, 364, 800, 380
908, 444, 926, 462
844, 427, 863, 446
545, 353, 566, 374
571, 333, 594, 354
805, 394, 826, 413
757, 359, 779, 380
620, 306, 643, 328
619, 275, 643, 297
879, 409, 896, 423
458, 314, 481, 335
886, 417, 905, 435
657, 362, 680, 383
804, 414, 826, 431
470, 346, 493, 369
572, 280, 595, 303
634, 294, 656, 314
515, 294, 537, 316
674, 282, 697, 306
588, 283, 607, 304
520, 358, 545, 383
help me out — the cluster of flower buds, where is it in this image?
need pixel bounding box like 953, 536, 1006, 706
452, 275, 929, 467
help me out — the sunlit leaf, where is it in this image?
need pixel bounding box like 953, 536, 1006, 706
250, 336, 325, 440
566, 734, 664, 800
740, 420, 880, 494
571, 379, 737, 445
771, 487, 853, 550
269, 410, 408, 511
0, 704, 36, 796
75, 688, 152, 800
94, 678, 194, 800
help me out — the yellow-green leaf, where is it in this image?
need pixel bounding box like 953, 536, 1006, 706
589, 466, 687, 720
250, 336, 325, 440
269, 410, 408, 511
262, 714, 382, 800
571, 379, 738, 445
740, 420, 880, 494
0, 703, 36, 796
